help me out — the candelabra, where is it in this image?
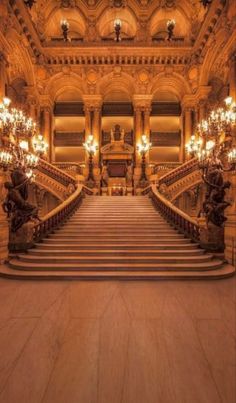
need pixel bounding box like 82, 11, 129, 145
83, 135, 98, 186
137, 135, 152, 185
61, 19, 70, 42
114, 18, 122, 42
166, 19, 176, 41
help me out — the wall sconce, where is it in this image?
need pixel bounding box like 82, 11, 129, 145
114, 18, 122, 42
166, 19, 176, 41
61, 19, 70, 42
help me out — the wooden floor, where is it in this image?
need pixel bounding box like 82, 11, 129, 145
0, 278, 235, 403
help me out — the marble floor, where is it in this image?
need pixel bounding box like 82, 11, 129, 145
0, 277, 235, 403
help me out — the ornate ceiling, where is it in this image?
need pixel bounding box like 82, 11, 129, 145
0, 0, 235, 107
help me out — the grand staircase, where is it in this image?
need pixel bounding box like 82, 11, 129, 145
2, 196, 234, 280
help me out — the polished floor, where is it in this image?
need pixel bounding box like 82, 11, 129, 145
0, 278, 235, 403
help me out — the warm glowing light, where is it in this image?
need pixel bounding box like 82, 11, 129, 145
83, 135, 98, 155
114, 18, 122, 28
19, 140, 29, 151
137, 135, 152, 155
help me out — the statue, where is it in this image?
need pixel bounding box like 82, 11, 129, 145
126, 163, 133, 186
199, 153, 231, 227
101, 165, 109, 187
2, 168, 40, 232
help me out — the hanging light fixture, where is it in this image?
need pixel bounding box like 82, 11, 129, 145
0, 97, 45, 172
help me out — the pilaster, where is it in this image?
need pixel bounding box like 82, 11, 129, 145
0, 170, 9, 262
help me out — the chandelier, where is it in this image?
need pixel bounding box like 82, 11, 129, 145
0, 97, 46, 174
186, 97, 236, 166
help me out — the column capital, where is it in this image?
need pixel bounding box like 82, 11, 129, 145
83, 95, 103, 110
133, 94, 152, 110
39, 95, 53, 111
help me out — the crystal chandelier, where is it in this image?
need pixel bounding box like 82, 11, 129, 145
0, 97, 45, 173
185, 135, 202, 158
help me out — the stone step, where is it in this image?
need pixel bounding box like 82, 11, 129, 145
2, 263, 234, 280
49, 234, 186, 240
30, 248, 204, 257
39, 242, 198, 249
8, 258, 223, 272
18, 254, 213, 264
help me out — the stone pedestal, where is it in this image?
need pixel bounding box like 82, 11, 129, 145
9, 222, 35, 252
199, 218, 225, 252
0, 171, 9, 262
224, 170, 236, 265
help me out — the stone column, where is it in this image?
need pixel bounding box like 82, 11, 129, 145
0, 52, 7, 99
92, 106, 101, 167
134, 106, 143, 165
144, 107, 151, 164
198, 100, 206, 122
184, 107, 193, 160
229, 53, 236, 100
224, 171, 236, 266
84, 105, 92, 167
0, 170, 9, 262
41, 106, 52, 161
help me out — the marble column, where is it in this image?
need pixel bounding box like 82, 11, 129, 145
229, 53, 236, 100
41, 106, 52, 161
144, 107, 151, 164
92, 106, 101, 166
184, 107, 193, 160
134, 106, 143, 165
0, 170, 9, 262
0, 52, 7, 99
198, 100, 206, 122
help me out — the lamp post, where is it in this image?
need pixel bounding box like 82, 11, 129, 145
137, 134, 152, 185
83, 135, 98, 187
61, 19, 70, 42
32, 133, 48, 158
114, 18, 122, 42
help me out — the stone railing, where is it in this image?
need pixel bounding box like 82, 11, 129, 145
33, 184, 93, 242
143, 185, 200, 242
152, 162, 181, 175
53, 162, 83, 176
157, 158, 202, 201
34, 159, 77, 201
33, 185, 83, 242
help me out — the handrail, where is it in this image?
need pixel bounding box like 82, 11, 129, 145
158, 158, 199, 187
33, 185, 84, 242
37, 158, 76, 187
150, 185, 200, 242
152, 162, 181, 175
53, 162, 83, 175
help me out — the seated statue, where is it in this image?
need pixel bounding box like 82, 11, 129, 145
3, 168, 40, 232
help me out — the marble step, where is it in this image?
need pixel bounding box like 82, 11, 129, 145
8, 258, 223, 272
30, 248, 204, 257
2, 263, 234, 280
17, 254, 213, 264
39, 242, 198, 249
49, 235, 186, 240
43, 238, 192, 245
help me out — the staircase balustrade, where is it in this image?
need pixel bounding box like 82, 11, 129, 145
33, 185, 84, 242
37, 159, 76, 187
158, 158, 199, 187
150, 185, 200, 242
53, 162, 83, 176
